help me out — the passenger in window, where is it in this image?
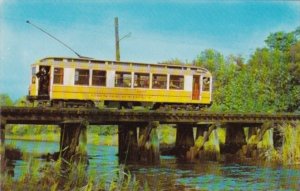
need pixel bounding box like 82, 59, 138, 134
153, 77, 160, 88
170, 81, 180, 89
143, 79, 149, 88
203, 77, 210, 91
135, 75, 141, 87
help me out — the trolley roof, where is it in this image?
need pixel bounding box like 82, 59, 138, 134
35, 56, 210, 73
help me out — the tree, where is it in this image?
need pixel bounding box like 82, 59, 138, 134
159, 58, 185, 65
0, 94, 13, 106
265, 31, 297, 52
14, 96, 31, 107
195, 49, 225, 73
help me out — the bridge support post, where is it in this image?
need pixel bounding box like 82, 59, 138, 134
202, 128, 220, 160
139, 121, 160, 164
223, 123, 246, 154
118, 125, 126, 161
59, 121, 88, 166
175, 124, 194, 158
0, 121, 6, 173
245, 127, 258, 158
188, 124, 209, 160
244, 122, 274, 158
273, 125, 283, 149
187, 124, 220, 160
118, 124, 138, 163
248, 127, 258, 141
258, 128, 274, 150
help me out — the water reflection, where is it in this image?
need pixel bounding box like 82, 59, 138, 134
177, 163, 300, 191
4, 139, 300, 190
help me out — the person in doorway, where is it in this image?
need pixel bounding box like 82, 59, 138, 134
36, 67, 49, 95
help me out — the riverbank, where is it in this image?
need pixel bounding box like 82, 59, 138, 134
5, 125, 177, 146
5, 133, 118, 146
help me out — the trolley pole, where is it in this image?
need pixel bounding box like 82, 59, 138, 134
115, 17, 120, 61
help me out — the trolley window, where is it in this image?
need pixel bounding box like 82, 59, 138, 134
152, 74, 167, 89
169, 75, 184, 90
92, 70, 106, 86
115, 72, 132, 87
53, 68, 64, 84
75, 69, 89, 85
134, 73, 149, 88
202, 77, 210, 91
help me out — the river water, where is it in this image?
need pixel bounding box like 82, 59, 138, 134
5, 139, 300, 190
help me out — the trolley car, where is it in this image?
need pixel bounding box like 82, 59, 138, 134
27, 57, 212, 109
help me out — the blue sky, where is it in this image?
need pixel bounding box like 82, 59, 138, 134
1, 1, 300, 100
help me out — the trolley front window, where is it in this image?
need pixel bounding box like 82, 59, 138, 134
53, 68, 64, 84
202, 77, 210, 91
75, 69, 89, 85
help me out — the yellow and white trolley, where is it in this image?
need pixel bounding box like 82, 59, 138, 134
27, 57, 212, 109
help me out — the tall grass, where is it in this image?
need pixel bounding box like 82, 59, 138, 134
258, 123, 300, 165
1, 157, 140, 191
280, 123, 300, 165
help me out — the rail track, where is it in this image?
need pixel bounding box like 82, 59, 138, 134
1, 106, 299, 125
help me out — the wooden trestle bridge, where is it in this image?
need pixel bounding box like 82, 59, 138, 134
1, 106, 300, 164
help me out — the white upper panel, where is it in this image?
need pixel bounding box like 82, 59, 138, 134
64, 68, 75, 86
184, 75, 193, 91
107, 70, 115, 88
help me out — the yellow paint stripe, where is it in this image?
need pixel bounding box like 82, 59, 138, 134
51, 85, 211, 104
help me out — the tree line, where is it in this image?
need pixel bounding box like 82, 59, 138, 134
162, 26, 300, 113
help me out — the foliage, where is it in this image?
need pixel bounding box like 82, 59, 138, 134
158, 125, 176, 144
0, 94, 13, 106
14, 96, 31, 107
88, 125, 117, 136
280, 123, 300, 165
159, 58, 186, 65
260, 123, 300, 165
193, 26, 300, 113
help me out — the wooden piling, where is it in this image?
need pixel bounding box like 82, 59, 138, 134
0, 123, 5, 147
138, 121, 160, 164
0, 121, 6, 173
175, 124, 194, 158
258, 128, 274, 150
187, 124, 218, 160
223, 123, 246, 154
248, 127, 258, 142
244, 122, 274, 158
273, 125, 283, 149
118, 125, 127, 161
118, 124, 138, 163
59, 120, 88, 164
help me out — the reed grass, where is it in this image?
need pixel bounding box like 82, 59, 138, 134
280, 123, 300, 165
1, 157, 140, 191
257, 123, 300, 164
